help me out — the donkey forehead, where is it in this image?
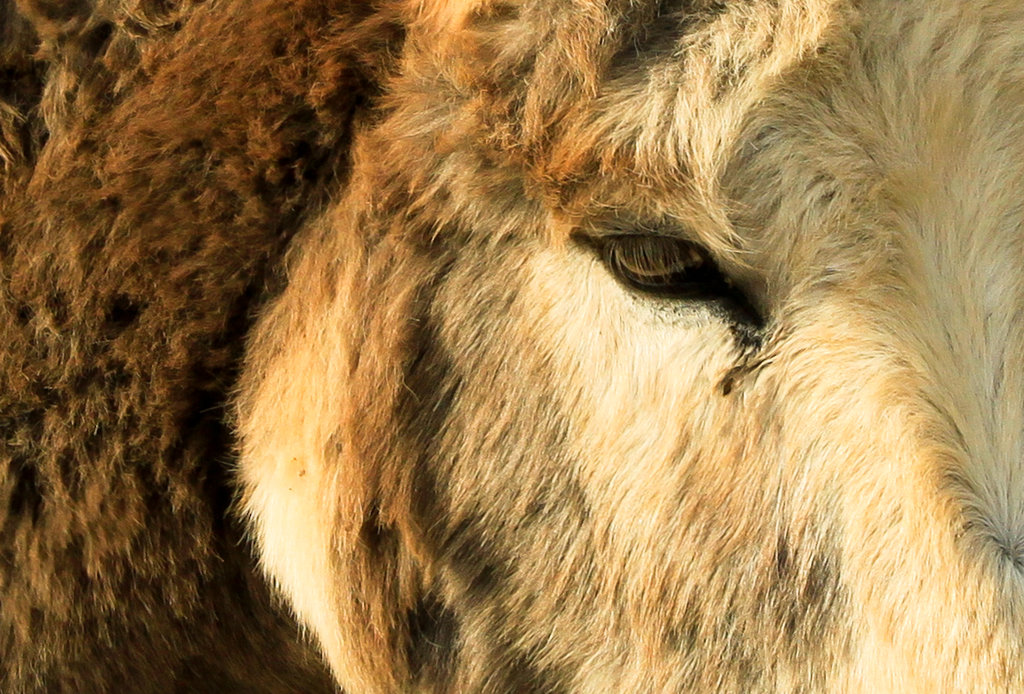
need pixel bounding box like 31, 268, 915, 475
391, 1, 1024, 272
394, 0, 843, 217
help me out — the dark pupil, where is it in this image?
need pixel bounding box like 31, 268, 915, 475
602, 236, 724, 297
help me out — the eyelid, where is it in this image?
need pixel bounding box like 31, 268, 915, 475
601, 235, 722, 293
575, 222, 692, 242
604, 235, 708, 274
576, 216, 751, 269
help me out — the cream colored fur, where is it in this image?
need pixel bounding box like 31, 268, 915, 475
237, 0, 1024, 690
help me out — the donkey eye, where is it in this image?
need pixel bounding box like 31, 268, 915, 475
598, 235, 730, 299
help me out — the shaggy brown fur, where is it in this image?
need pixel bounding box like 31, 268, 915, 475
8, 0, 1024, 692
1, 0, 399, 690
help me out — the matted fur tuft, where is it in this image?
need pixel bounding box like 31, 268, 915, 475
7, 0, 1024, 692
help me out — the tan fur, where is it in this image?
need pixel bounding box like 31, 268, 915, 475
235, 0, 1024, 691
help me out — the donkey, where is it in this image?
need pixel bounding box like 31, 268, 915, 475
4, 0, 1024, 691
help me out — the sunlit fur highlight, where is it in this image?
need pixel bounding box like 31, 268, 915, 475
235, 0, 1024, 691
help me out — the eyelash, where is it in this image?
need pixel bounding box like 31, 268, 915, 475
599, 234, 726, 298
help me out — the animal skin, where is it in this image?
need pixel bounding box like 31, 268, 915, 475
4, 0, 1024, 691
